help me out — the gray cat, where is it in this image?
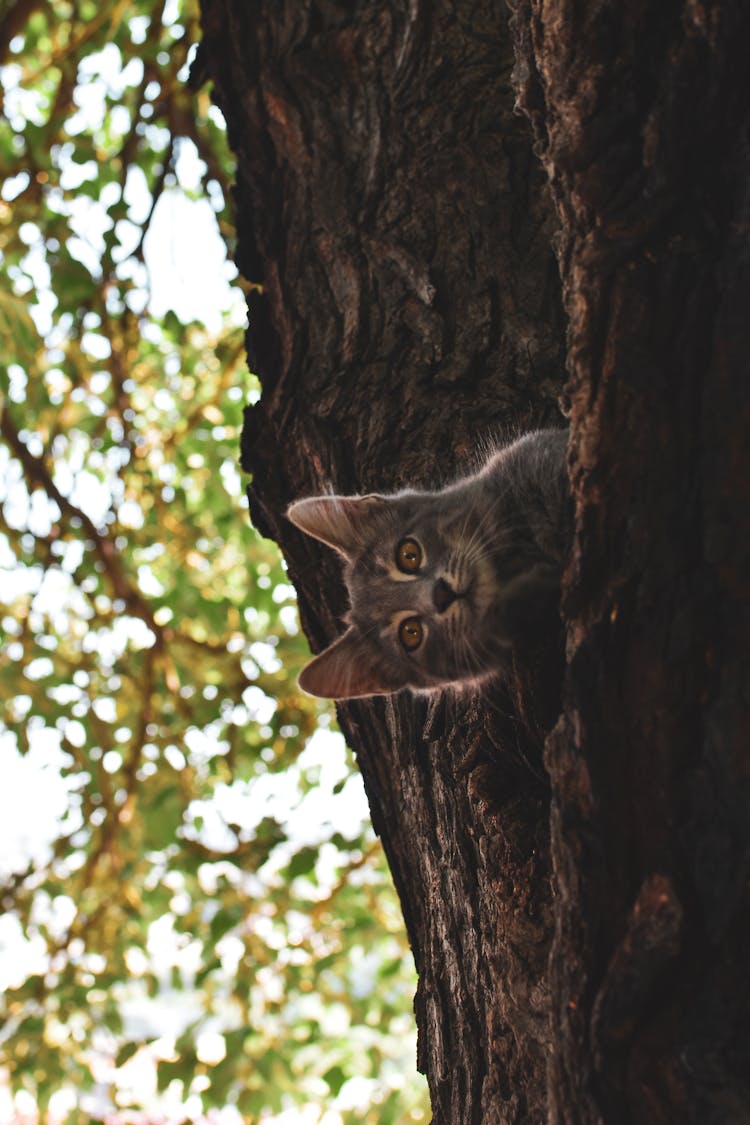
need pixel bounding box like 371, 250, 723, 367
288, 428, 571, 699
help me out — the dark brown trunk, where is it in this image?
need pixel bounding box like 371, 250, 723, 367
509, 2, 750, 1121
198, 1, 750, 1121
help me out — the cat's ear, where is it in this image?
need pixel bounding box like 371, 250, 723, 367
299, 628, 402, 699
287, 495, 385, 556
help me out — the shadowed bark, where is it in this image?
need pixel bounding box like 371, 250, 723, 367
198, 1, 750, 1120
509, 2, 750, 1121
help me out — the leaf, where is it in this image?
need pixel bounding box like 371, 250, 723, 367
323, 1064, 347, 1096
0, 290, 39, 369
287, 846, 318, 880
209, 905, 243, 941
115, 1041, 140, 1067
157, 1057, 190, 1092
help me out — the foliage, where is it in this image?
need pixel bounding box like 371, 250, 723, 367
0, 1, 428, 1120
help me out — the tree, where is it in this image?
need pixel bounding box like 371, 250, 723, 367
198, 1, 750, 1122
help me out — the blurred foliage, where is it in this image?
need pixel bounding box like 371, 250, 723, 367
0, 1, 428, 1121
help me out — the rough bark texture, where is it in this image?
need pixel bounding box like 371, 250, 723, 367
510, 2, 750, 1122
198, 1, 750, 1122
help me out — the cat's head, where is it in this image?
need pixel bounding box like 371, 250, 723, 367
287, 490, 499, 699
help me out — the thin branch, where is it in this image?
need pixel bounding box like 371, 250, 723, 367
0, 406, 167, 644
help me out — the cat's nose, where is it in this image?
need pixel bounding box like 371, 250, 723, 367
432, 577, 457, 614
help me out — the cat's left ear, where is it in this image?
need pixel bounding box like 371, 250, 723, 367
287, 495, 385, 557
298, 628, 403, 699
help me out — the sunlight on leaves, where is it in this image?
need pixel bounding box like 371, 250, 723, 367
0, 1, 428, 1120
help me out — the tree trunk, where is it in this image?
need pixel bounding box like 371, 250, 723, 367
198, 1, 750, 1121
509, 3, 750, 1121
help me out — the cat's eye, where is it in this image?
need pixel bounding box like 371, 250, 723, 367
398, 616, 423, 651
395, 537, 422, 573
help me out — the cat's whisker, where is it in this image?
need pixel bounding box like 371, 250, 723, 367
452, 505, 529, 573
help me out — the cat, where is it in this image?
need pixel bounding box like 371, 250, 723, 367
287, 428, 571, 699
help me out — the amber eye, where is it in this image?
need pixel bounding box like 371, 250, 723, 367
395, 537, 422, 573
398, 616, 423, 652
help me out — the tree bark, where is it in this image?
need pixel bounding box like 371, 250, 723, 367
198, 1, 750, 1122
510, 2, 750, 1122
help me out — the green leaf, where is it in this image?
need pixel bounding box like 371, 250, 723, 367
323, 1064, 347, 1096
0, 290, 39, 367
287, 846, 318, 879
209, 905, 243, 941
115, 1042, 140, 1067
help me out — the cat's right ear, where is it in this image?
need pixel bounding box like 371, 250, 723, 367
287, 495, 385, 557
298, 628, 402, 699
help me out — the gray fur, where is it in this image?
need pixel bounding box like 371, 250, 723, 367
287, 428, 571, 699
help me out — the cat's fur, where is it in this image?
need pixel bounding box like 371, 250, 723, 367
287, 428, 571, 699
